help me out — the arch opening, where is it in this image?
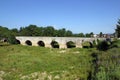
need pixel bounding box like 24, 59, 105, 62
82, 41, 93, 48
89, 42, 93, 48
37, 41, 45, 47
3, 39, 7, 42
51, 40, 59, 48
16, 39, 21, 44
66, 41, 76, 48
25, 40, 32, 46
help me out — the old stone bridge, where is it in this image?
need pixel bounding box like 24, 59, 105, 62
16, 36, 105, 48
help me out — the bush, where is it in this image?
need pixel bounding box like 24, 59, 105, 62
110, 40, 120, 48
7, 35, 18, 44
92, 40, 97, 48
97, 41, 110, 51
93, 48, 120, 80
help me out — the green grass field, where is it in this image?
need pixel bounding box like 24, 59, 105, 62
0, 44, 94, 80
0, 41, 120, 80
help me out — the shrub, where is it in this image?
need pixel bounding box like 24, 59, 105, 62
7, 35, 18, 44
97, 41, 110, 51
110, 40, 120, 48
92, 40, 97, 48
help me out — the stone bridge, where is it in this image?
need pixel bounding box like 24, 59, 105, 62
16, 36, 105, 48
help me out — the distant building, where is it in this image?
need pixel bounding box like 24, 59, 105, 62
93, 33, 114, 38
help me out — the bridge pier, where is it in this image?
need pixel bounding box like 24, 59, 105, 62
76, 45, 82, 48
45, 44, 52, 48
59, 44, 67, 48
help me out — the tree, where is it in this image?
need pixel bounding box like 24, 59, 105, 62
19, 27, 30, 36
57, 28, 66, 37
65, 30, 73, 37
85, 33, 91, 37
11, 28, 19, 36
115, 19, 120, 38
43, 26, 55, 36
90, 32, 94, 37
99, 32, 103, 37
7, 34, 17, 44
19, 25, 42, 36
0, 26, 10, 39
97, 41, 110, 51
78, 33, 84, 37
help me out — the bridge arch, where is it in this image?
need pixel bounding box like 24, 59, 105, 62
51, 40, 59, 48
82, 41, 94, 48
25, 40, 32, 46
89, 41, 93, 48
16, 39, 21, 44
66, 41, 76, 48
37, 41, 45, 47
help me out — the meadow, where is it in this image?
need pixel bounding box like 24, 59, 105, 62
0, 41, 120, 80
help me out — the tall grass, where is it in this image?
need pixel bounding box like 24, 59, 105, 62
91, 48, 120, 80
0, 44, 93, 80
0, 40, 120, 80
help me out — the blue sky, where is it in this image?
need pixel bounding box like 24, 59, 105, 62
0, 0, 120, 34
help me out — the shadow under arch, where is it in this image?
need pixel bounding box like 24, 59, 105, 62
37, 41, 45, 47
16, 39, 21, 44
89, 41, 94, 48
51, 40, 59, 48
25, 40, 32, 46
82, 41, 93, 48
66, 41, 76, 48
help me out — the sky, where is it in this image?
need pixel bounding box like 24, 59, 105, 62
0, 0, 120, 34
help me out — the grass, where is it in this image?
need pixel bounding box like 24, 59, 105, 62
0, 44, 93, 80
0, 40, 120, 80
94, 48, 120, 80
91, 39, 120, 80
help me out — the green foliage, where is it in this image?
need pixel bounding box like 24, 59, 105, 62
92, 40, 97, 48
65, 30, 73, 37
92, 48, 120, 80
85, 33, 91, 37
84, 32, 94, 37
110, 40, 120, 48
0, 45, 93, 80
43, 26, 55, 36
99, 32, 103, 37
56, 28, 66, 37
115, 19, 120, 38
82, 41, 91, 48
0, 40, 120, 80
97, 40, 110, 51
0, 26, 10, 38
73, 33, 85, 37
0, 25, 86, 38
95, 67, 107, 80
7, 35, 17, 44
66, 41, 76, 48
90, 32, 94, 37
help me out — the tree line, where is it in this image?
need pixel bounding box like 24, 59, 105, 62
1, 19, 120, 44
0, 25, 95, 44
0, 25, 95, 39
